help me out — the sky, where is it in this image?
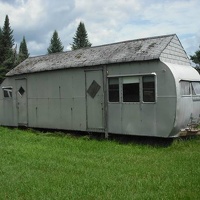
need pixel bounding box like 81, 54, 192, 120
0, 0, 199, 57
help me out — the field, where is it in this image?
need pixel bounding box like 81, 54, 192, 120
0, 127, 200, 200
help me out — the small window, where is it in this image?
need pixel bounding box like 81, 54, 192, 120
191, 82, 200, 95
2, 87, 12, 98
108, 78, 119, 102
180, 81, 191, 95
143, 76, 155, 102
123, 77, 139, 102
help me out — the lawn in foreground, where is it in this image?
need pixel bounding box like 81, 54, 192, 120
0, 127, 200, 200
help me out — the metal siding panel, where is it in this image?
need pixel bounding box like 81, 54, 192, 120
27, 69, 86, 131
108, 104, 122, 133
121, 104, 141, 135
107, 61, 177, 137
140, 104, 156, 136
59, 99, 73, 130
156, 98, 176, 137
72, 97, 86, 131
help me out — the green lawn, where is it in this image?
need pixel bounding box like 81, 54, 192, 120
0, 127, 200, 200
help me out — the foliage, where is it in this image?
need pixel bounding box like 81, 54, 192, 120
0, 15, 16, 83
190, 47, 200, 73
0, 127, 200, 199
71, 22, 92, 50
16, 36, 29, 65
0, 15, 15, 63
47, 30, 64, 54
0, 27, 3, 63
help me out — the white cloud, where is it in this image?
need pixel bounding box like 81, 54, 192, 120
0, 0, 199, 56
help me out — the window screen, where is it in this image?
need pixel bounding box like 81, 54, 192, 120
108, 78, 119, 102
123, 77, 139, 102
191, 82, 200, 95
2, 87, 12, 98
143, 76, 155, 102
180, 81, 190, 95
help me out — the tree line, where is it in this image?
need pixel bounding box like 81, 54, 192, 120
1, 14, 200, 83
0, 15, 29, 83
0, 15, 92, 83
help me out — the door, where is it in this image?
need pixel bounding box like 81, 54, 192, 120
85, 70, 104, 131
16, 79, 28, 126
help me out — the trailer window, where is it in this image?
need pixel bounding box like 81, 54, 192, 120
108, 78, 119, 102
2, 87, 12, 98
180, 81, 190, 95
192, 82, 200, 95
143, 76, 155, 102
123, 77, 139, 102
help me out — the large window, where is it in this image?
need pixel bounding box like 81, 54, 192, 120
123, 77, 139, 102
108, 78, 119, 102
143, 76, 155, 102
2, 87, 12, 98
108, 75, 156, 103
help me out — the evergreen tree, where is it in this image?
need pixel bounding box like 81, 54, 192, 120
47, 30, 64, 54
0, 27, 3, 64
0, 15, 15, 83
71, 22, 92, 50
1, 15, 15, 64
17, 36, 29, 64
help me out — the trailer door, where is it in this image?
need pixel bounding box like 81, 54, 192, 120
16, 79, 28, 126
85, 69, 104, 131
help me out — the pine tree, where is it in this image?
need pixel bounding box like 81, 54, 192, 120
47, 30, 64, 54
71, 22, 92, 50
1, 15, 15, 64
0, 15, 15, 83
0, 27, 3, 64
17, 36, 29, 64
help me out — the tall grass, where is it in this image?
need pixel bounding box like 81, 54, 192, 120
0, 127, 200, 200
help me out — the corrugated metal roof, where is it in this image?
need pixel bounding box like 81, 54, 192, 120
7, 34, 176, 76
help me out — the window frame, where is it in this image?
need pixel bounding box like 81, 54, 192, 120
2, 86, 13, 98
142, 75, 156, 103
180, 80, 200, 97
122, 76, 140, 103
107, 73, 156, 104
108, 77, 120, 103
191, 82, 200, 96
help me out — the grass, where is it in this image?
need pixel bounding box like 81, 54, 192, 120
0, 127, 200, 200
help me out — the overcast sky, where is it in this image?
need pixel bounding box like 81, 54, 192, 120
0, 0, 199, 57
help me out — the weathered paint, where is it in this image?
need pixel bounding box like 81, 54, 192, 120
0, 34, 200, 138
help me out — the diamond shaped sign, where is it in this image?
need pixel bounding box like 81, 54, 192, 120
87, 80, 101, 98
18, 86, 25, 96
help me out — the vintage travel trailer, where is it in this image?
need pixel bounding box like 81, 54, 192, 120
0, 34, 200, 138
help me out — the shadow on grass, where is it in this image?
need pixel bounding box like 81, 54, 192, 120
13, 127, 199, 147
108, 134, 174, 147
